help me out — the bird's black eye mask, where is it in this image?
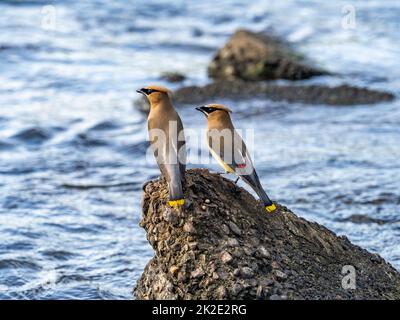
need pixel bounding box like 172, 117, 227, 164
196, 106, 217, 116
136, 88, 160, 95
204, 107, 217, 114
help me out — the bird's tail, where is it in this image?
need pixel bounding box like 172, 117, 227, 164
167, 166, 185, 208
240, 171, 276, 213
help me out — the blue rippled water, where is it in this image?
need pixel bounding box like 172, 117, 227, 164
0, 0, 399, 299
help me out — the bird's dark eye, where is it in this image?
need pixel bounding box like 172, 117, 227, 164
206, 107, 216, 114
142, 88, 157, 95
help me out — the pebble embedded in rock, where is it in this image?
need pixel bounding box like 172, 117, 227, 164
227, 221, 242, 236
188, 242, 197, 249
256, 285, 263, 299
269, 294, 287, 300
205, 199, 211, 204
243, 247, 253, 256
217, 286, 227, 299
191, 268, 205, 279
370, 254, 382, 263
183, 221, 195, 233
221, 251, 233, 264
259, 279, 274, 288
275, 270, 287, 280
226, 238, 239, 247
259, 246, 270, 258
199, 254, 206, 264
169, 266, 179, 275
218, 271, 229, 280
241, 267, 253, 278
162, 208, 180, 226
221, 224, 230, 234
177, 271, 186, 282
232, 283, 242, 295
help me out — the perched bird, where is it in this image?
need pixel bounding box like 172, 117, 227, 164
196, 104, 276, 213
137, 85, 186, 207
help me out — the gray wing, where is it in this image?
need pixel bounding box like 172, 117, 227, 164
207, 125, 273, 208
207, 128, 253, 173
149, 123, 184, 201
177, 116, 186, 177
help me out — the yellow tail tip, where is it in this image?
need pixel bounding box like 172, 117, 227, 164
168, 199, 185, 207
265, 203, 277, 213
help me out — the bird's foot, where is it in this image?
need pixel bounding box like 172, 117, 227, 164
265, 203, 277, 214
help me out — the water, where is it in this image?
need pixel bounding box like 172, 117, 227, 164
0, 0, 399, 299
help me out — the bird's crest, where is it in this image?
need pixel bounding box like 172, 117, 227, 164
207, 104, 232, 113
146, 85, 171, 94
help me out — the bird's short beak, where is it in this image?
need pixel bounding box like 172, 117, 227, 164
136, 88, 145, 95
196, 106, 207, 116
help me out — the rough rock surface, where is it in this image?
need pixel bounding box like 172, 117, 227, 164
208, 29, 327, 81
134, 80, 395, 113
134, 169, 400, 300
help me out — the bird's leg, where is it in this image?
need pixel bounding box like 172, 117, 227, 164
234, 177, 240, 184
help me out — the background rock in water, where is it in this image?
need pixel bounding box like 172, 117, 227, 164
133, 28, 395, 112
134, 169, 400, 300
208, 29, 327, 81
160, 71, 186, 83
172, 81, 395, 106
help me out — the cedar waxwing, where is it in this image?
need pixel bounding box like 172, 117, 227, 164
196, 104, 276, 213
137, 85, 186, 207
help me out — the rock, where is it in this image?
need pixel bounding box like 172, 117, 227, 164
160, 71, 186, 83
133, 29, 395, 114
340, 214, 400, 225
208, 29, 327, 81
172, 81, 394, 106
134, 169, 400, 300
